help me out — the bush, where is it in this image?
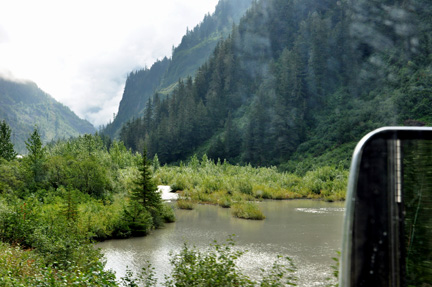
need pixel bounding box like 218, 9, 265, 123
154, 162, 348, 219
166, 238, 254, 287
202, 176, 220, 193
238, 180, 253, 195
231, 202, 265, 220
0, 241, 117, 286
124, 237, 298, 286
120, 202, 153, 236
177, 199, 195, 210
161, 204, 176, 223
219, 196, 232, 208
253, 184, 276, 199
170, 177, 189, 192
302, 166, 348, 199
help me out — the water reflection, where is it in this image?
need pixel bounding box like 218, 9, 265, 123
97, 200, 345, 286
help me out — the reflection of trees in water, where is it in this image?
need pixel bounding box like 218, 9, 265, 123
403, 140, 432, 286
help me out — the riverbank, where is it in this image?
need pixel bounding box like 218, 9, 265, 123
154, 155, 348, 215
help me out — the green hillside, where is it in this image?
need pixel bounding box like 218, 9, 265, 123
102, 0, 254, 138
118, 0, 432, 172
0, 77, 95, 153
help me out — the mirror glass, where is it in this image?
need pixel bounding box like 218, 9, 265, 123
403, 140, 432, 285
342, 128, 432, 286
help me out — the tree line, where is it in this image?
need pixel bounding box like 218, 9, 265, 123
117, 0, 432, 173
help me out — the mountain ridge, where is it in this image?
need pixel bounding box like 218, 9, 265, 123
0, 77, 96, 153
116, 0, 432, 172
102, 0, 254, 138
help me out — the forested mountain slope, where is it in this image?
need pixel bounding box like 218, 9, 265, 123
0, 77, 96, 153
102, 0, 253, 138
118, 0, 432, 173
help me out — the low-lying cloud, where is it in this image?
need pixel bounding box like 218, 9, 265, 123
0, 0, 218, 128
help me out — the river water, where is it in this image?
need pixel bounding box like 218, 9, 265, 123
97, 200, 345, 286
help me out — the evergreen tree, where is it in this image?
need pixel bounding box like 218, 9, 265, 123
25, 127, 47, 188
224, 111, 241, 161
128, 148, 165, 231
0, 120, 17, 161
63, 187, 78, 222
143, 98, 153, 131
131, 148, 161, 211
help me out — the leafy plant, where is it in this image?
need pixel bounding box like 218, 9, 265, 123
176, 198, 196, 210
231, 202, 265, 220
326, 251, 340, 287
123, 236, 298, 286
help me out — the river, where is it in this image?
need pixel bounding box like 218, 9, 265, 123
97, 200, 345, 286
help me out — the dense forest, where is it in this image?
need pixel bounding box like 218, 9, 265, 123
102, 0, 254, 138
115, 0, 432, 173
0, 78, 96, 153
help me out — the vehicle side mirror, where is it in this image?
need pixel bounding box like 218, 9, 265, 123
340, 127, 432, 286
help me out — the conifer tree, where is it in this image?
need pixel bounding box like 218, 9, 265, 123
131, 148, 161, 210
25, 127, 47, 188
0, 120, 17, 161
26, 127, 45, 163
63, 187, 78, 222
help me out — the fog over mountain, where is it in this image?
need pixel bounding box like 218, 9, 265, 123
0, 0, 219, 127
0, 77, 95, 153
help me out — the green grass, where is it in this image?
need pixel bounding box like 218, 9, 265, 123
154, 155, 348, 219
155, 155, 348, 202
231, 202, 265, 220
176, 199, 195, 210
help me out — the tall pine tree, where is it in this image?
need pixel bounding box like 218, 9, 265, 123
25, 127, 47, 189
131, 148, 161, 211
0, 120, 17, 161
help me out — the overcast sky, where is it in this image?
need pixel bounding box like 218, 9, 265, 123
0, 0, 219, 127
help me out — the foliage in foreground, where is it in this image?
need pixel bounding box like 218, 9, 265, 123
0, 241, 117, 286
122, 237, 298, 287
0, 130, 176, 285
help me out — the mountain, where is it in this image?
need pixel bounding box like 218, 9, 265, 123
116, 0, 432, 172
102, 0, 254, 138
0, 77, 96, 153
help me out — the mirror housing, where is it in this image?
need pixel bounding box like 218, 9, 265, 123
341, 127, 432, 286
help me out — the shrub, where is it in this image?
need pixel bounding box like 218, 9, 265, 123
272, 189, 298, 200
238, 180, 253, 195
149, 207, 164, 229
120, 202, 153, 236
253, 184, 274, 199
161, 204, 176, 223
219, 196, 232, 208
0, 241, 117, 286
202, 176, 220, 193
154, 163, 348, 219
165, 238, 254, 287
303, 166, 348, 199
125, 237, 298, 286
231, 202, 265, 220
170, 177, 189, 192
177, 199, 195, 210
